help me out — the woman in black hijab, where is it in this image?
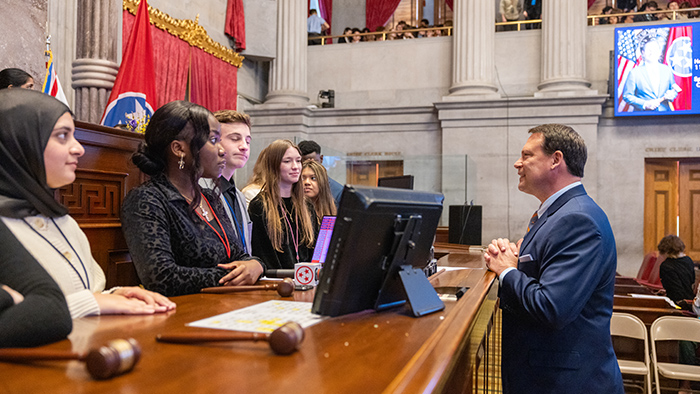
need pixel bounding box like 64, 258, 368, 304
0, 89, 175, 318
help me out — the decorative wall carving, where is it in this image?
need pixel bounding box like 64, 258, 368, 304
56, 169, 127, 224
123, 0, 244, 67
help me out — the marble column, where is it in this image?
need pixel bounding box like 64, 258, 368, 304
263, 0, 309, 106
48, 0, 78, 109
445, 0, 499, 100
535, 1, 595, 96
72, 0, 121, 123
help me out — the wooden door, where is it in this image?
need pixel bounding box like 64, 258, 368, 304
679, 160, 700, 261
644, 160, 678, 255
346, 160, 404, 187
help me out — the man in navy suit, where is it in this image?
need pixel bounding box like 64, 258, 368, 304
484, 124, 624, 393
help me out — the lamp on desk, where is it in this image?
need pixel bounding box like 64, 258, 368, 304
319, 89, 335, 108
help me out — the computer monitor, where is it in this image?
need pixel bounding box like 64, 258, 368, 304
312, 185, 445, 318
377, 175, 414, 190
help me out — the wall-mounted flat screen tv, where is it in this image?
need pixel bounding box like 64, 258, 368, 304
614, 23, 695, 116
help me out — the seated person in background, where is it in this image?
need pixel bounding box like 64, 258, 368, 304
302, 161, 337, 224
362, 27, 375, 42
0, 89, 175, 318
337, 27, 352, 44
634, 1, 659, 22
298, 140, 343, 206
607, 9, 624, 24
351, 28, 362, 43
0, 68, 35, 89
375, 26, 386, 41
121, 101, 263, 297
679, 1, 692, 18
248, 140, 316, 270
0, 219, 72, 348
200, 110, 253, 254
241, 145, 270, 205
658, 234, 696, 308
598, 6, 613, 24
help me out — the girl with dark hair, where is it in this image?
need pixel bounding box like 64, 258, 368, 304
121, 101, 264, 296
0, 68, 34, 89
0, 89, 174, 319
301, 160, 337, 224
248, 140, 316, 269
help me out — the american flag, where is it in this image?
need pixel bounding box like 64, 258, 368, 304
616, 28, 670, 113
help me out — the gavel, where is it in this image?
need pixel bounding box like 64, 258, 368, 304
0, 338, 141, 380
201, 278, 295, 297
156, 321, 304, 355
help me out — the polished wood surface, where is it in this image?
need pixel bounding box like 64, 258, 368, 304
0, 253, 496, 394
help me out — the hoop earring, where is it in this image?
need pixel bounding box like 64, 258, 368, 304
178, 153, 185, 170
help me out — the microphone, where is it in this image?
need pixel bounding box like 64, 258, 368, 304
264, 269, 294, 278
0, 338, 141, 380
458, 200, 474, 245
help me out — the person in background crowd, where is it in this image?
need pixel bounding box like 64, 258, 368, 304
301, 160, 337, 224
248, 140, 316, 270
0, 68, 34, 89
658, 235, 695, 308
0, 88, 175, 318
351, 28, 362, 43
242, 145, 270, 205
307, 9, 329, 46
298, 140, 343, 207
338, 27, 352, 44
200, 110, 253, 254
121, 101, 263, 296
635, 1, 659, 21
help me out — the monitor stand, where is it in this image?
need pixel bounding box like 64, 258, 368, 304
375, 215, 445, 317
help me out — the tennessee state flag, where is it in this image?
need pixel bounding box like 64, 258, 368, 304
101, 0, 157, 131
664, 25, 692, 111
42, 49, 69, 107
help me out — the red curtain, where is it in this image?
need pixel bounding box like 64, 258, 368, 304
319, 0, 333, 44
123, 10, 189, 108
588, 0, 596, 8
366, 0, 402, 31
225, 0, 246, 50
190, 47, 238, 112
446, 0, 453, 10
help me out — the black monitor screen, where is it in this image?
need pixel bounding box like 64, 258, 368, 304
377, 175, 414, 190
614, 22, 696, 116
312, 185, 444, 317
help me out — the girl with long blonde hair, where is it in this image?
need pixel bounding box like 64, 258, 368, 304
248, 140, 316, 269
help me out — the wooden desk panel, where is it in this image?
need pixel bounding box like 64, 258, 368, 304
0, 268, 496, 394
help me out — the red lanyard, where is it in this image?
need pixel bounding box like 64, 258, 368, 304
193, 193, 231, 259
280, 202, 300, 262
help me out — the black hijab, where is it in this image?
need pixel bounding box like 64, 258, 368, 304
0, 89, 72, 218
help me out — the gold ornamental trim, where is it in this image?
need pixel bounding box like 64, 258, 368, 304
123, 0, 243, 67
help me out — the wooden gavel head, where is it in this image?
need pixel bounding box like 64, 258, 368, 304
84, 338, 141, 379
268, 321, 305, 355
275, 278, 295, 297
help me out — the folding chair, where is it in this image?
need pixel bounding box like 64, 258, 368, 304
611, 312, 652, 394
650, 316, 700, 394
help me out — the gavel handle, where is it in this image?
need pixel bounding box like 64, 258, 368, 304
201, 284, 275, 294
156, 331, 270, 343
0, 348, 84, 361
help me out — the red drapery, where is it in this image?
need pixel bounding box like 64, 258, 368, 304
588, 0, 596, 8
366, 0, 402, 31
123, 10, 189, 108
225, 0, 246, 51
190, 47, 238, 112
446, 0, 452, 10
318, 0, 333, 44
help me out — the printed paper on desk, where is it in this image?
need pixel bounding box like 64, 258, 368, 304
187, 300, 327, 333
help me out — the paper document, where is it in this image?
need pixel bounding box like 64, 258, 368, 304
629, 294, 680, 309
188, 300, 327, 333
